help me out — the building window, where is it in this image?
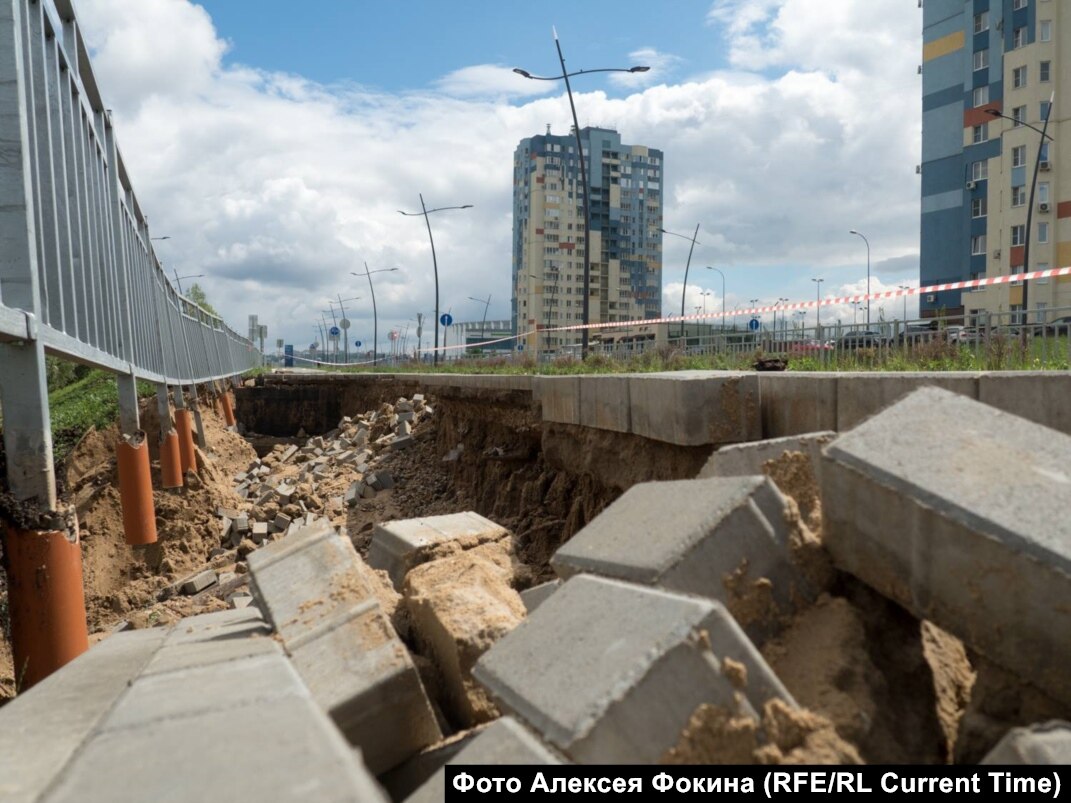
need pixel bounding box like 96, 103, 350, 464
1012, 145, 1027, 167
972, 86, 989, 107
972, 160, 988, 180
1040, 142, 1050, 162
1011, 304, 1024, 325
1041, 100, 1052, 120
972, 124, 989, 143
974, 11, 989, 33
1013, 0, 1027, 10
1040, 20, 1052, 42
1038, 222, 1049, 243
1012, 185, 1027, 206
972, 197, 988, 218
973, 49, 990, 71
1012, 225, 1026, 246
1039, 182, 1050, 204
971, 234, 987, 255
1013, 27, 1027, 49
1012, 106, 1027, 125
1040, 61, 1051, 82
1013, 66, 1028, 88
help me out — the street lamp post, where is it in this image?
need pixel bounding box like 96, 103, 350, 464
661, 226, 700, 339
898, 285, 911, 323
351, 264, 399, 367
514, 30, 649, 359
399, 197, 472, 365
987, 96, 1055, 330
329, 295, 361, 365
777, 297, 790, 339
849, 230, 871, 326
172, 270, 204, 296
468, 294, 492, 352
705, 266, 726, 328
812, 278, 824, 328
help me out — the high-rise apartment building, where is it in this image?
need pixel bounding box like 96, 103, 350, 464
920, 0, 1069, 322
512, 127, 663, 351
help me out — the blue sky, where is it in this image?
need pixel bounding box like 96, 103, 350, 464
198, 0, 722, 94
77, 0, 923, 350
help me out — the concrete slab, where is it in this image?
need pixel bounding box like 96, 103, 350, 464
834, 371, 979, 431
821, 387, 1071, 706
520, 580, 561, 614
0, 629, 166, 803
628, 371, 760, 446
551, 476, 814, 641
405, 718, 564, 803
473, 575, 793, 764
369, 512, 510, 590
533, 376, 581, 426
578, 375, 631, 434
978, 372, 1071, 437
981, 721, 1071, 764
698, 432, 835, 481
249, 523, 441, 772
757, 374, 838, 438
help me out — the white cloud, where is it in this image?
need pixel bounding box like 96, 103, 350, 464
434, 65, 555, 99
607, 48, 683, 88
71, 0, 922, 350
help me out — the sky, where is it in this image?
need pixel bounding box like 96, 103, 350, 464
74, 0, 925, 352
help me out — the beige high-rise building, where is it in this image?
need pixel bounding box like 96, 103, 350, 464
511, 127, 663, 353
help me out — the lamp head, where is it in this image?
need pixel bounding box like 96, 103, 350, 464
513, 68, 532, 78
629, 66, 651, 73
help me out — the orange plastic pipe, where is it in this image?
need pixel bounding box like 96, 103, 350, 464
159, 429, 183, 489
2, 524, 89, 690
221, 391, 237, 428
116, 435, 157, 546
174, 409, 196, 474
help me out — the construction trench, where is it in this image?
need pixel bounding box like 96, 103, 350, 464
0, 370, 1069, 797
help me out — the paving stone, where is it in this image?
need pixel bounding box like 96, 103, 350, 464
369, 512, 510, 590
821, 387, 1071, 706
405, 718, 564, 803
698, 431, 835, 480
520, 580, 560, 614
251, 521, 269, 544
368, 471, 395, 491
551, 476, 815, 642
219, 516, 233, 540
397, 420, 412, 436
216, 506, 242, 520
0, 629, 167, 803
233, 471, 248, 483
474, 574, 794, 764
43, 649, 388, 803
981, 721, 1071, 764
234, 515, 250, 534
274, 512, 292, 532
248, 521, 441, 772
392, 435, 414, 451
279, 444, 299, 463
397, 411, 416, 423
180, 569, 218, 595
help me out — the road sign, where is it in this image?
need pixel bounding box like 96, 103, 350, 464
275, 338, 284, 348
329, 326, 341, 338
339, 318, 350, 330
440, 313, 453, 327
748, 318, 761, 332
354, 340, 362, 348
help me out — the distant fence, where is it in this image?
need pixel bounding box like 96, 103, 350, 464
0, 0, 257, 509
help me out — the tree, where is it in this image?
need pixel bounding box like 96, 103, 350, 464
186, 283, 218, 316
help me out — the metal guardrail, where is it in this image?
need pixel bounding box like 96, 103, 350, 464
0, 0, 258, 509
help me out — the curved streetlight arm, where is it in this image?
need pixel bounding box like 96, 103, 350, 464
984, 109, 1055, 141
705, 266, 726, 325
849, 230, 871, 326
512, 66, 650, 81
399, 205, 473, 216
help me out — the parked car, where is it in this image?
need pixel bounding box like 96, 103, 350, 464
835, 330, 887, 349
1045, 316, 1071, 336
787, 338, 833, 354
948, 326, 982, 344
898, 325, 938, 345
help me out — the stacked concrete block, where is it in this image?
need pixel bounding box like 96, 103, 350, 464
405, 717, 565, 803
757, 374, 839, 438
628, 371, 761, 446
248, 520, 441, 772
978, 372, 1071, 437
821, 387, 1071, 706
981, 721, 1071, 764
369, 511, 509, 590
474, 574, 794, 764
834, 371, 979, 432
698, 432, 835, 481
0, 609, 386, 803
551, 476, 815, 642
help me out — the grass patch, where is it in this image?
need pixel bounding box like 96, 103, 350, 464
48, 370, 155, 463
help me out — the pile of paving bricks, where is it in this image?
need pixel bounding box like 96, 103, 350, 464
2, 386, 1069, 801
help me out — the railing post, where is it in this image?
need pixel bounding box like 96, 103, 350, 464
0, 0, 88, 688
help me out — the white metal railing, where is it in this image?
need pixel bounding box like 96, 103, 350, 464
0, 0, 257, 508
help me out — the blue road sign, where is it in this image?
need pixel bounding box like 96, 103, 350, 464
284, 344, 294, 368
329, 326, 341, 337
440, 313, 453, 327
748, 318, 761, 332
354, 340, 362, 348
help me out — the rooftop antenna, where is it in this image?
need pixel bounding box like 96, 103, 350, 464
546, 123, 551, 135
